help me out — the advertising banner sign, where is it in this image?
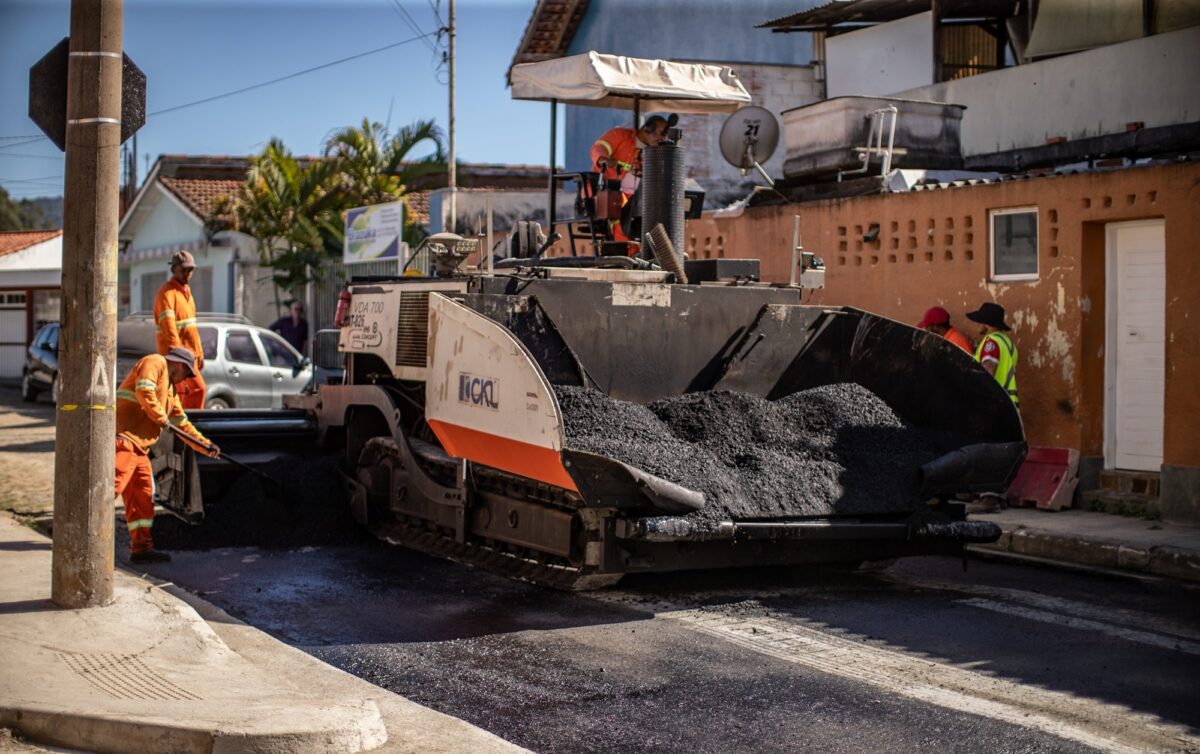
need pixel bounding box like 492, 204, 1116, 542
344, 201, 404, 264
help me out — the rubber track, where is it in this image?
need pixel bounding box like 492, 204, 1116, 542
362, 438, 623, 591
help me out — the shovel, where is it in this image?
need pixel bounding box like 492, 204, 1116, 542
167, 425, 290, 516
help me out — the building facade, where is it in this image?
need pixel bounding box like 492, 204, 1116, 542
0, 230, 62, 380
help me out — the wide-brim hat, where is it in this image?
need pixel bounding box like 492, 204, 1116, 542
966, 302, 1010, 331
164, 347, 198, 377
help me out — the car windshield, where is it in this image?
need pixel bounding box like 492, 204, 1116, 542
259, 331, 298, 369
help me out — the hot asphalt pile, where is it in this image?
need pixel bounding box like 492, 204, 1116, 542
152, 454, 365, 550
556, 383, 961, 528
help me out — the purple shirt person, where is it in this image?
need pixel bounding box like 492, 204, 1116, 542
270, 302, 309, 355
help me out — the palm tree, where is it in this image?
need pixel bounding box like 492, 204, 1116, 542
210, 119, 446, 305
213, 139, 341, 305
323, 118, 445, 246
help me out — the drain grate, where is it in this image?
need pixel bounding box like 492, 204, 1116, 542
57, 652, 202, 701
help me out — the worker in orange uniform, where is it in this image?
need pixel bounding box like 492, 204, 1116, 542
917, 306, 972, 353
590, 115, 671, 185
590, 116, 671, 244
154, 251, 206, 409
116, 348, 219, 563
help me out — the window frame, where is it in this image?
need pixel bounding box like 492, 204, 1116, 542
256, 330, 300, 369
989, 206, 1040, 282
223, 328, 265, 366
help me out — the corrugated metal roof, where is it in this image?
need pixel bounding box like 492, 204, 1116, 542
760, 0, 1019, 31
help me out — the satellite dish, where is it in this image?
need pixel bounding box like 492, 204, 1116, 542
719, 106, 780, 187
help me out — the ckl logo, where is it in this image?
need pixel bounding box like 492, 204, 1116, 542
458, 373, 499, 410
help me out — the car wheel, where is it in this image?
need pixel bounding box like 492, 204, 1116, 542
20, 372, 38, 403
51, 375, 62, 405
205, 396, 231, 410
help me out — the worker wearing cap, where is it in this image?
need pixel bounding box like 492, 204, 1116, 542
116, 348, 220, 563
917, 306, 972, 353
153, 251, 206, 409
967, 302, 1019, 407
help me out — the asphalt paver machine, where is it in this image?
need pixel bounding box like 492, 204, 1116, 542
163, 53, 1025, 589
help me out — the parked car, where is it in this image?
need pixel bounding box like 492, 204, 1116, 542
117, 312, 314, 409
20, 322, 60, 403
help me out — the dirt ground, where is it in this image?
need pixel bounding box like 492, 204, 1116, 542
0, 386, 56, 516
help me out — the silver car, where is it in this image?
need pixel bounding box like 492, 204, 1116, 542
117, 313, 313, 409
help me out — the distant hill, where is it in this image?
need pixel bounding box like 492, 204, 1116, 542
26, 196, 63, 228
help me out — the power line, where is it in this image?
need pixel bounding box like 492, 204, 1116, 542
0, 152, 61, 160
0, 134, 45, 141
149, 31, 437, 118
1, 175, 64, 185
387, 0, 438, 53
0, 137, 50, 151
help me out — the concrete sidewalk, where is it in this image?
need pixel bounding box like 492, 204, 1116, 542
0, 513, 526, 754
970, 507, 1200, 583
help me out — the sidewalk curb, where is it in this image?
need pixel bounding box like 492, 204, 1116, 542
970, 526, 1200, 583
0, 701, 385, 754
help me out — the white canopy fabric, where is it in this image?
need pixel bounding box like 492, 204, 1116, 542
510, 52, 752, 113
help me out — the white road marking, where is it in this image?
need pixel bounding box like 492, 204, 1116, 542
883, 575, 1200, 644
591, 591, 1200, 753
958, 598, 1200, 656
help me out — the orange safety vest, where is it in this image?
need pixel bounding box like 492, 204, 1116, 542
115, 354, 210, 454
590, 127, 642, 182
153, 278, 204, 365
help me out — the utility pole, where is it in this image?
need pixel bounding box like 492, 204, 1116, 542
447, 0, 456, 233
52, 0, 123, 608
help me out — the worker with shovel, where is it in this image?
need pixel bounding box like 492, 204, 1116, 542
115, 347, 219, 563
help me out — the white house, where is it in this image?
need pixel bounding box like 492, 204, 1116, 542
0, 230, 62, 380
117, 155, 281, 324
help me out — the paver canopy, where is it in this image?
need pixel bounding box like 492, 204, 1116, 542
510, 51, 752, 113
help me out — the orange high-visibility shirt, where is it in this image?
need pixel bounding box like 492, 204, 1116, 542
153, 279, 203, 363
944, 325, 972, 354
115, 354, 210, 454
590, 127, 641, 182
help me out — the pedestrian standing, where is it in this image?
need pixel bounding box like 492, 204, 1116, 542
966, 302, 1019, 407
917, 306, 973, 353
153, 251, 207, 409
270, 301, 309, 355
115, 348, 219, 563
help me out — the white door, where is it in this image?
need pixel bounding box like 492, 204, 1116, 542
1105, 221, 1165, 471
0, 292, 28, 379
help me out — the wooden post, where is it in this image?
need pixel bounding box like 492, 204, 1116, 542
52, 0, 123, 609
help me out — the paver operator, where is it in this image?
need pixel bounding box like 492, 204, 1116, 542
917, 306, 972, 353
589, 116, 671, 245
590, 115, 671, 187
966, 301, 1019, 407
116, 348, 219, 563
154, 250, 206, 409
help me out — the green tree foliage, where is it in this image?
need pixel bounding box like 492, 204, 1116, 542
0, 186, 53, 231
211, 119, 444, 299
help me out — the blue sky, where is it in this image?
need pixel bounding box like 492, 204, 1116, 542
0, 0, 561, 200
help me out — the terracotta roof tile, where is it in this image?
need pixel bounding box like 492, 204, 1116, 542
160, 177, 245, 219
509, 0, 591, 81
0, 230, 62, 258
405, 191, 431, 225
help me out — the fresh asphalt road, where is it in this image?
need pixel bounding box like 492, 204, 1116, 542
131, 537, 1200, 753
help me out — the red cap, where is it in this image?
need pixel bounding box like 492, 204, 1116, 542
917, 306, 950, 328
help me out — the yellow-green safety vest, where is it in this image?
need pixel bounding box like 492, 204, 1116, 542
975, 332, 1019, 406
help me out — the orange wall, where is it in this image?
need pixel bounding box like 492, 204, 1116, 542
688, 162, 1200, 467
